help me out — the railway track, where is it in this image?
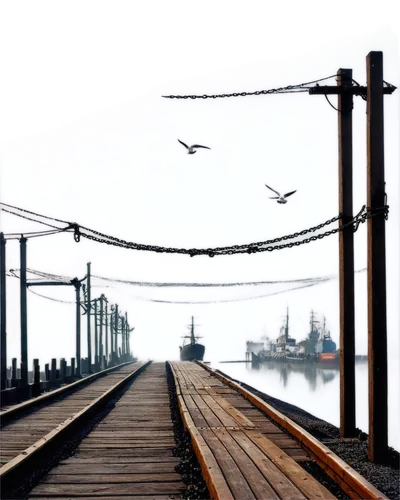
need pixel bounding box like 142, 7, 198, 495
0, 361, 151, 497
0, 360, 389, 499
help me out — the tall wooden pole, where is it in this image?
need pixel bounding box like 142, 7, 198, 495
366, 51, 388, 463
20, 236, 28, 388
99, 296, 104, 368
86, 263, 92, 373
75, 281, 81, 377
338, 68, 356, 437
94, 298, 98, 370
0, 233, 7, 390
115, 305, 119, 361
105, 302, 109, 364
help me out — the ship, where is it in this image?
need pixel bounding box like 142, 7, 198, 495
179, 316, 205, 361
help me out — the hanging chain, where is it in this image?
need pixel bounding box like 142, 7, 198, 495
75, 204, 389, 257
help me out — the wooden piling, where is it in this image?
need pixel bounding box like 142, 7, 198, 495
366, 51, 388, 463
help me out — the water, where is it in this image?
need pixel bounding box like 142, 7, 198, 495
211, 360, 400, 451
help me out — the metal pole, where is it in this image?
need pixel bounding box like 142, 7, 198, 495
94, 298, 98, 370
110, 306, 114, 363
75, 281, 81, 377
86, 263, 92, 373
105, 302, 109, 364
125, 312, 128, 358
0, 233, 7, 391
337, 68, 356, 438
99, 296, 104, 368
20, 236, 28, 388
115, 305, 118, 361
367, 51, 388, 463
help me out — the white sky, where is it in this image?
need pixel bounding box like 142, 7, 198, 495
0, 1, 399, 374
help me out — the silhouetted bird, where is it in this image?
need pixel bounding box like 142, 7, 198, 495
265, 184, 297, 204
178, 139, 211, 154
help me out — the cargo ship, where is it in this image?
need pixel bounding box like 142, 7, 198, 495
248, 309, 337, 364
179, 316, 205, 361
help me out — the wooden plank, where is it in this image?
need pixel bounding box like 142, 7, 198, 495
212, 428, 280, 499
29, 482, 186, 496
227, 429, 307, 499
200, 395, 239, 427
192, 395, 223, 427
212, 395, 256, 428
200, 428, 255, 500
50, 463, 178, 474
59, 456, 179, 464
243, 430, 335, 499
42, 473, 182, 483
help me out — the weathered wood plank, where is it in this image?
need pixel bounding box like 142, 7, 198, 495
29, 482, 186, 496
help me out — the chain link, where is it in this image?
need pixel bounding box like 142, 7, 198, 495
162, 75, 337, 100
75, 205, 389, 257
2, 202, 389, 258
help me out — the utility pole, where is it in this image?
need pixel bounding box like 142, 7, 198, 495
86, 262, 92, 373
20, 236, 28, 389
309, 68, 395, 438
0, 233, 6, 391
74, 279, 81, 377
115, 305, 119, 362
338, 68, 356, 438
125, 312, 128, 358
110, 305, 114, 363
367, 51, 388, 463
105, 302, 109, 365
94, 298, 98, 370
99, 296, 104, 368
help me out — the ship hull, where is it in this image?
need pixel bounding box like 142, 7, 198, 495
180, 343, 205, 361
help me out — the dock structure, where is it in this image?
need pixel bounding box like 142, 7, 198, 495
0, 360, 390, 499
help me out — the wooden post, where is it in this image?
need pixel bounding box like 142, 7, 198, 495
366, 51, 388, 463
60, 358, 66, 382
338, 68, 356, 437
11, 358, 17, 387
0, 233, 6, 391
32, 359, 40, 396
20, 236, 28, 388
51, 358, 57, 382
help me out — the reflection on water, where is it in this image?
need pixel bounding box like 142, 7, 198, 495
212, 359, 399, 451
250, 360, 339, 391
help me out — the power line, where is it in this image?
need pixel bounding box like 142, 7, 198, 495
11, 266, 366, 288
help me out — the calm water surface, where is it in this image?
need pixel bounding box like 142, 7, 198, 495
211, 360, 399, 451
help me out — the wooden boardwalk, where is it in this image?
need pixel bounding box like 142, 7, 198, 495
0, 364, 144, 467
28, 362, 185, 499
171, 361, 335, 500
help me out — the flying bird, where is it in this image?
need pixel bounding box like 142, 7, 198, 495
265, 184, 297, 204
178, 139, 211, 154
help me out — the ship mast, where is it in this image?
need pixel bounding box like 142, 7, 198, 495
181, 315, 203, 345
285, 307, 289, 341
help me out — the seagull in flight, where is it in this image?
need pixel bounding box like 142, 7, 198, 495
178, 139, 211, 154
265, 184, 297, 204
